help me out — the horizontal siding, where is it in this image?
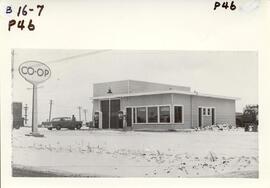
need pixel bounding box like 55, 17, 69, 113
192, 96, 236, 127
93, 80, 190, 97
93, 80, 129, 97
121, 94, 171, 107
129, 80, 190, 93
172, 94, 192, 129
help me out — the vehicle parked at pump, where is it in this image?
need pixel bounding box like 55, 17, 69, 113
46, 117, 82, 130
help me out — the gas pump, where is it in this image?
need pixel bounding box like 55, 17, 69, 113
94, 111, 102, 129
118, 111, 124, 129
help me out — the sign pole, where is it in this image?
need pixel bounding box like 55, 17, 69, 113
32, 83, 38, 133
26, 83, 43, 137
18, 61, 51, 137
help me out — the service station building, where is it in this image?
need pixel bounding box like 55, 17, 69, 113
91, 80, 237, 130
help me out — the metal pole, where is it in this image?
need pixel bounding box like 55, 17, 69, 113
32, 84, 38, 133
49, 100, 53, 122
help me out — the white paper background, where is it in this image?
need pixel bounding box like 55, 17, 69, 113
1, 0, 270, 187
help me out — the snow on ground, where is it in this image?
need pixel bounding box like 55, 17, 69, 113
12, 127, 258, 177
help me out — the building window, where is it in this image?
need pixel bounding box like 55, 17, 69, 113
137, 107, 146, 123
203, 108, 206, 115
159, 106, 170, 123
148, 107, 158, 123
174, 106, 183, 123
207, 108, 211, 116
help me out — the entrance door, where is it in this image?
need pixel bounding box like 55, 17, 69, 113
101, 99, 121, 129
126, 108, 132, 127
101, 100, 109, 129
198, 107, 202, 128
110, 99, 120, 129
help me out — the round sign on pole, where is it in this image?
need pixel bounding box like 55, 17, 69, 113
18, 61, 51, 85
18, 61, 51, 137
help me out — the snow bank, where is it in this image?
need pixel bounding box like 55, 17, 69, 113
12, 127, 258, 177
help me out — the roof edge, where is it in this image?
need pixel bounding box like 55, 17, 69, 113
90, 90, 240, 100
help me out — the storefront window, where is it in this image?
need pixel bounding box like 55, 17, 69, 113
174, 106, 183, 123
148, 107, 158, 123
159, 106, 170, 123
137, 107, 146, 123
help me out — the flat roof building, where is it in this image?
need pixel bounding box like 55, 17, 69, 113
91, 80, 238, 130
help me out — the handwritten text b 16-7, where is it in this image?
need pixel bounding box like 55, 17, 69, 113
6, 4, 44, 31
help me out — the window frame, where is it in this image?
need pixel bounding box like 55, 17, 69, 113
203, 108, 206, 116
199, 106, 216, 117
147, 106, 158, 124
173, 105, 184, 124
136, 107, 147, 124
207, 108, 211, 116
126, 104, 172, 124
159, 105, 171, 124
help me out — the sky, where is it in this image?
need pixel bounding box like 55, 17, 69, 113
12, 49, 258, 125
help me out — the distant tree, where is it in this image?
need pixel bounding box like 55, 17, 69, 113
243, 104, 258, 116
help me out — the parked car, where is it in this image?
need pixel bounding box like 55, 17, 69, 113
46, 117, 82, 130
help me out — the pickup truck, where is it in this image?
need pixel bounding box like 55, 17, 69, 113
46, 117, 82, 130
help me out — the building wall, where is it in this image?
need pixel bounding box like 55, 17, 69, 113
172, 94, 192, 129
128, 80, 190, 93
92, 93, 236, 130
121, 94, 193, 130
93, 80, 190, 97
191, 96, 236, 128
121, 94, 171, 107
93, 80, 129, 97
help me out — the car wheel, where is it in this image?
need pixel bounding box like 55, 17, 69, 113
56, 125, 61, 130
48, 127, 52, 130
76, 125, 82, 130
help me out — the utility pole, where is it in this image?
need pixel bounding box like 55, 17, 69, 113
83, 109, 87, 122
49, 100, 53, 122
78, 106, 82, 121
24, 104, 28, 125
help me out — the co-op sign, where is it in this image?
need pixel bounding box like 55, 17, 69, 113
19, 61, 51, 85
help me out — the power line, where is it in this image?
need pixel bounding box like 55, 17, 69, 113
12, 49, 111, 71
44, 49, 111, 65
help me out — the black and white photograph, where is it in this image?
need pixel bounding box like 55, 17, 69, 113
1, 0, 269, 188
11, 49, 258, 178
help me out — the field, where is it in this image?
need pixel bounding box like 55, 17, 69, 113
12, 127, 258, 177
